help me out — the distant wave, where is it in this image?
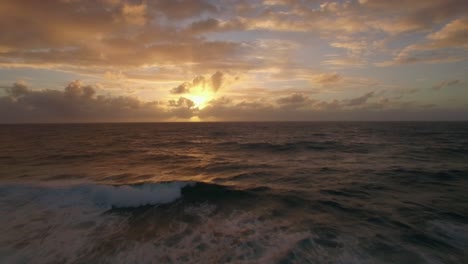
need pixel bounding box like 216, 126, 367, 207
217, 140, 372, 153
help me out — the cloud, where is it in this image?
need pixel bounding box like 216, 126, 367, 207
192, 76, 206, 87
312, 73, 342, 84
330, 41, 369, 56
276, 93, 310, 105
275, 93, 316, 110
262, 0, 299, 6
378, 17, 468, 66
360, 0, 467, 33
65, 80, 96, 99
0, 0, 466, 83
322, 57, 367, 68
149, 0, 217, 20
347, 91, 375, 106
169, 72, 226, 96
211, 71, 224, 92
199, 92, 467, 121
170, 82, 191, 94
0, 0, 247, 76
188, 18, 222, 34
8, 81, 29, 98
238, 0, 467, 36
0, 0, 467, 122
186, 18, 245, 34
433, 80, 464, 90
168, 97, 195, 108
1, 81, 466, 122
0, 40, 243, 69
0, 81, 189, 123
121, 3, 147, 26
426, 18, 468, 49
167, 97, 197, 119
377, 48, 466, 66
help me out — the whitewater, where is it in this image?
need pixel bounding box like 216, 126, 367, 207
1, 122, 467, 263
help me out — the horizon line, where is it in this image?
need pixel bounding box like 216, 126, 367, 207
1, 120, 468, 125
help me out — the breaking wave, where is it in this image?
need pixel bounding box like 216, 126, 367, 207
0, 181, 196, 209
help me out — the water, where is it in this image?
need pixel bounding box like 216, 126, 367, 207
0, 122, 467, 263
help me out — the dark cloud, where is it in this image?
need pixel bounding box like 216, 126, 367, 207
192, 76, 206, 88
170, 82, 191, 94
168, 97, 195, 108
276, 93, 315, 109
316, 99, 341, 111
8, 81, 29, 98
0, 81, 199, 123
65, 80, 96, 99
167, 97, 197, 119
211, 71, 224, 92
1, 82, 466, 122
433, 79, 463, 90
208, 96, 232, 106
199, 94, 468, 121
347, 91, 375, 106
276, 93, 309, 105
169, 72, 225, 95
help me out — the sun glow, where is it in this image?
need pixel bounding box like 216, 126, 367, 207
187, 86, 214, 109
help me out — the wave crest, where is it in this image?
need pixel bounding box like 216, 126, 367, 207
0, 181, 196, 209
91, 182, 195, 208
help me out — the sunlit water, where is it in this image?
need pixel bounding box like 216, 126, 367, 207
1, 122, 467, 263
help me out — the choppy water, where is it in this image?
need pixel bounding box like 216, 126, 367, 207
1, 122, 467, 264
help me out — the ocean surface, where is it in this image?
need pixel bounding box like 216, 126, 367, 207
0, 122, 467, 264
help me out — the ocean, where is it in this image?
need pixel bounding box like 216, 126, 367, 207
0, 122, 467, 263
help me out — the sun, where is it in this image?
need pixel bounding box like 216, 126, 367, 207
187, 86, 214, 109
189, 94, 208, 108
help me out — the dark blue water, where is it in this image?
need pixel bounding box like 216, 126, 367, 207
1, 122, 467, 263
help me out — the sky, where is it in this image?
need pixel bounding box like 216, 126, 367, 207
0, 0, 467, 122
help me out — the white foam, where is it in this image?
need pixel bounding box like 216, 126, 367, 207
106, 209, 312, 264
4, 182, 462, 263
0, 181, 195, 264
87, 181, 193, 208
0, 181, 193, 209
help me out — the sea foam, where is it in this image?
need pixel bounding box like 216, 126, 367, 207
0, 181, 194, 209
0, 181, 197, 263
87, 182, 194, 208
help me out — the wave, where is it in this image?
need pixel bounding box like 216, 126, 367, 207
2, 180, 467, 264
95, 182, 195, 208
0, 181, 270, 211
217, 140, 371, 153
379, 168, 468, 185
0, 181, 196, 209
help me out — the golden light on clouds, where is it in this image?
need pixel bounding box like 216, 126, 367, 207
0, 0, 466, 122
186, 85, 215, 109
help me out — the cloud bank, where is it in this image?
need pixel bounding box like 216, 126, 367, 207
0, 81, 195, 122
0, 0, 466, 121
1, 81, 466, 123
